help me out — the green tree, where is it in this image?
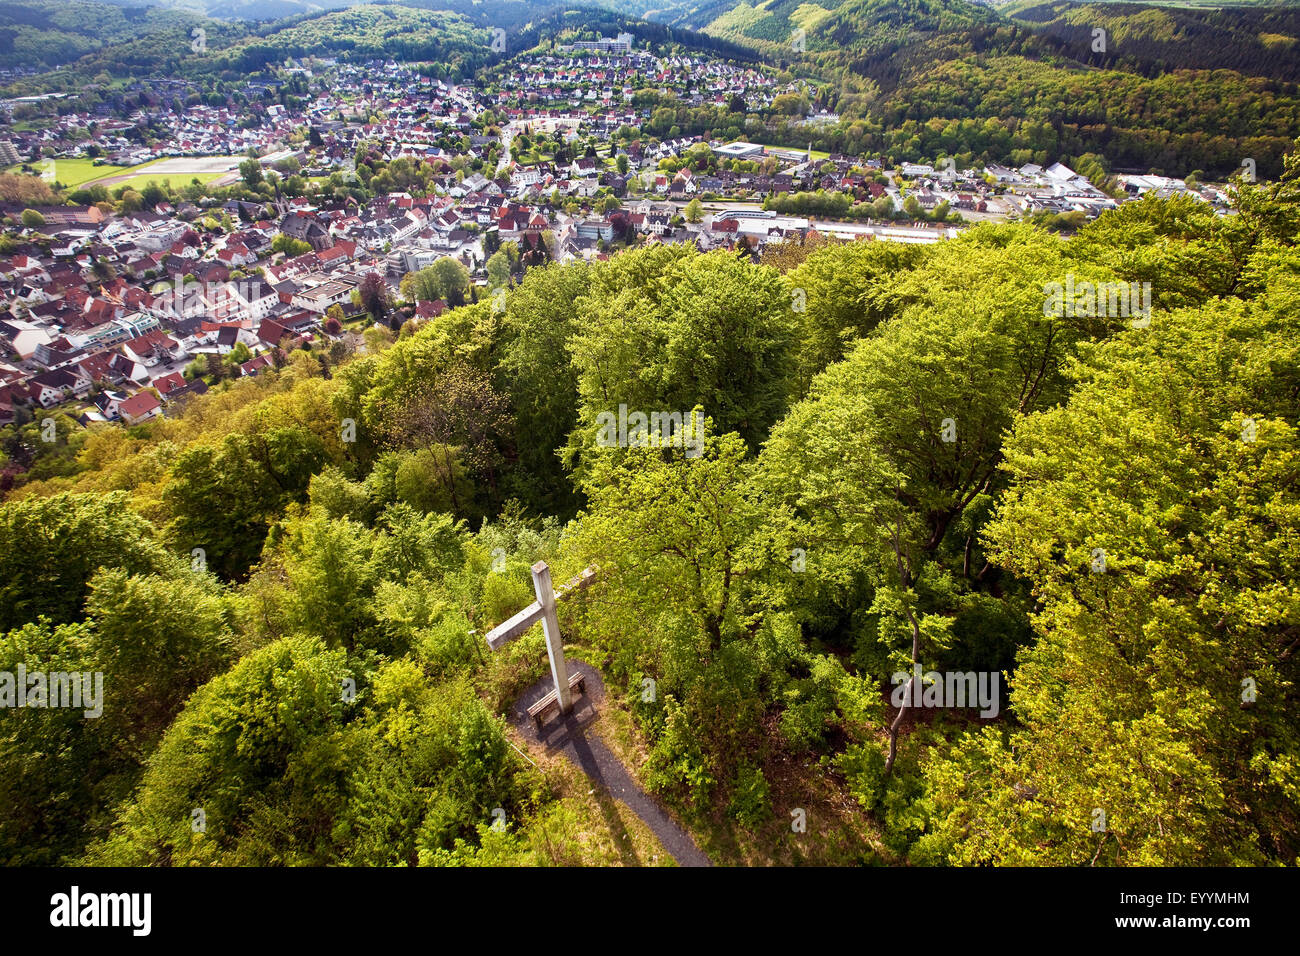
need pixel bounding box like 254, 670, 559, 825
83, 569, 235, 746
759, 225, 1097, 773
432, 257, 471, 307
225, 341, 252, 366
84, 636, 355, 866
567, 246, 797, 480
163, 428, 329, 580
486, 250, 512, 290
496, 262, 591, 515
272, 233, 311, 257
784, 240, 926, 395
920, 287, 1300, 866
0, 617, 106, 864
239, 158, 264, 189
568, 426, 774, 808
0, 493, 183, 631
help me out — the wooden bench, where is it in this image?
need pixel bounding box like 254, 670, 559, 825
527, 671, 587, 729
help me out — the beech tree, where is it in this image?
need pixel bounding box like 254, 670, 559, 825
759, 226, 1102, 772
566, 246, 797, 489
920, 288, 1300, 865
0, 492, 183, 631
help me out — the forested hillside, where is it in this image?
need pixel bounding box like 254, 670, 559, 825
0, 0, 202, 70
1007, 1, 1300, 79
4, 141, 1299, 866
636, 0, 1300, 177
4, 0, 1299, 177
0, 3, 498, 87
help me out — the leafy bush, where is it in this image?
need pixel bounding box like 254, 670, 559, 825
728, 763, 773, 829
778, 677, 835, 753
836, 743, 887, 812
644, 697, 717, 811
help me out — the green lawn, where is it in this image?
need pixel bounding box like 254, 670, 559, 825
760, 142, 831, 161
94, 156, 242, 191
6, 156, 239, 192
6, 158, 128, 187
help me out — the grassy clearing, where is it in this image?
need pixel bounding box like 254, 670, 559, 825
7, 157, 242, 192
512, 727, 676, 866
569, 644, 889, 866
94, 156, 243, 190
6, 158, 127, 187
760, 142, 830, 161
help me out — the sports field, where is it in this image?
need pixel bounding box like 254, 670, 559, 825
6, 156, 243, 191
5, 158, 127, 187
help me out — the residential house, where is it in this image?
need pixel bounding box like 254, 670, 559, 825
119, 390, 163, 425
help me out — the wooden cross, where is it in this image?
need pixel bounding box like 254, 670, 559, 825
485, 562, 597, 715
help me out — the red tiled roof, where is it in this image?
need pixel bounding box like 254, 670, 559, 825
120, 390, 162, 419
153, 372, 186, 395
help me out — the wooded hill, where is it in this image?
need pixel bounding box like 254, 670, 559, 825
647, 0, 1300, 176
3, 145, 1299, 867
0, 0, 199, 70
0, 2, 499, 80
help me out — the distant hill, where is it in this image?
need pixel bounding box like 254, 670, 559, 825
94, 0, 379, 22
651, 0, 997, 55
619, 0, 1300, 177
0, 0, 768, 80
0, 0, 205, 70
655, 0, 1300, 79
999, 0, 1298, 7
1007, 1, 1300, 78
94, 0, 659, 29
4, 0, 1299, 178
219, 4, 492, 71
0, 3, 498, 80
506, 2, 767, 59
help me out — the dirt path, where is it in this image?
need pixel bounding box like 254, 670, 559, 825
507, 660, 713, 868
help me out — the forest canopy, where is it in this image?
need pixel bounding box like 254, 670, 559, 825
2, 141, 1299, 867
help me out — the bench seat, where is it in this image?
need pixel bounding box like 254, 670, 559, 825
527, 671, 587, 729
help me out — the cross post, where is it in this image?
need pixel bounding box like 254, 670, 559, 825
484, 561, 596, 717
532, 561, 571, 711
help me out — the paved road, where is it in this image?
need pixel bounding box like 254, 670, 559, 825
500, 123, 515, 169
508, 659, 713, 867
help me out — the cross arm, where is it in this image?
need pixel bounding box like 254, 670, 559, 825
554, 564, 598, 600
482, 564, 598, 651
485, 601, 545, 651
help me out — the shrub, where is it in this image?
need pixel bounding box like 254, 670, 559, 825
728, 762, 773, 829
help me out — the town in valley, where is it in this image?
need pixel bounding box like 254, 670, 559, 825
0, 35, 1233, 441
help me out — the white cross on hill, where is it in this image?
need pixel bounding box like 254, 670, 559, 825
485, 562, 597, 722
